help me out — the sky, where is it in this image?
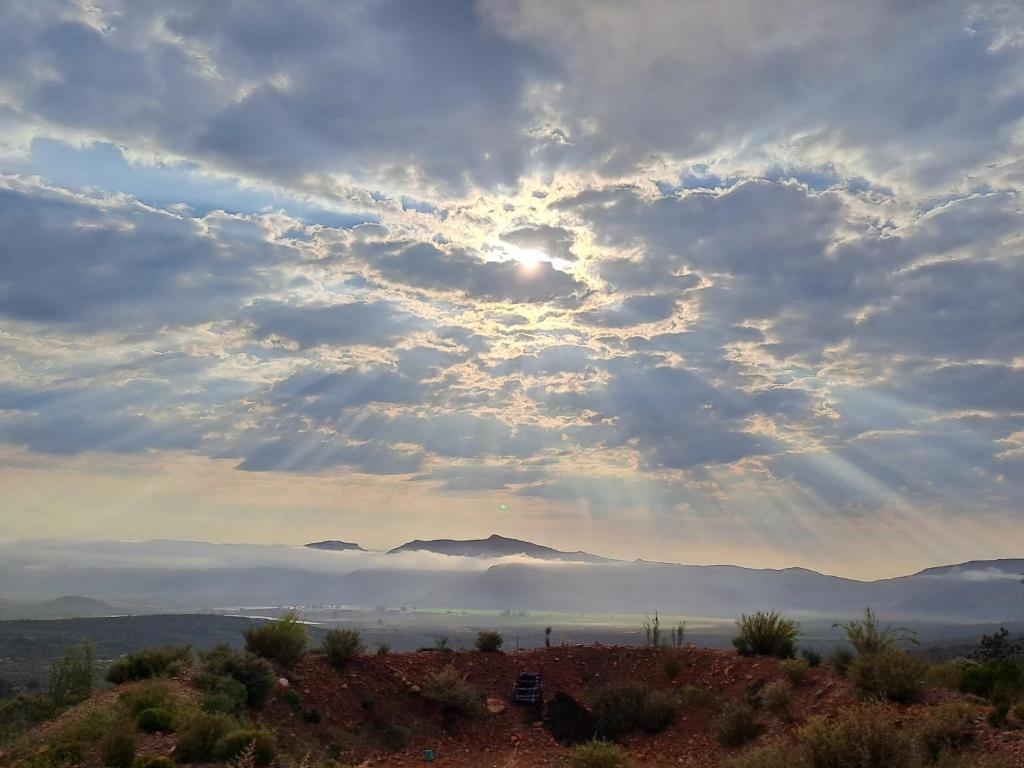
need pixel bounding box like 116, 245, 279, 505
0, 0, 1022, 579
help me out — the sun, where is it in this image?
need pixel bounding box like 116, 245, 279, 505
502, 244, 546, 271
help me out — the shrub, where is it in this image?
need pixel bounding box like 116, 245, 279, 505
592, 684, 675, 740
106, 646, 191, 685
569, 740, 629, 768
725, 746, 793, 768
243, 610, 308, 666
474, 630, 504, 653
1013, 702, 1024, 720
376, 643, 391, 656
713, 701, 760, 747
137, 707, 175, 733
48, 641, 94, 706
733, 612, 799, 658
975, 627, 1022, 662
678, 684, 715, 710
801, 648, 822, 668
834, 608, 917, 656
323, 628, 365, 668
987, 702, 1010, 729
761, 679, 794, 721
798, 702, 917, 768
661, 652, 684, 680
100, 731, 137, 768
544, 691, 596, 745
780, 658, 810, 685
934, 753, 1011, 768
849, 649, 926, 702
925, 661, 966, 692
214, 728, 278, 766
133, 757, 175, 768
119, 679, 174, 715
960, 659, 1023, 702
198, 646, 276, 709
915, 702, 975, 761
374, 721, 410, 751
173, 712, 235, 762
831, 647, 856, 677
195, 673, 248, 715
421, 666, 484, 719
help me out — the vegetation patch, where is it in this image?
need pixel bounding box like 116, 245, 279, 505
106, 646, 191, 685
323, 628, 365, 668
242, 610, 308, 666
733, 612, 799, 658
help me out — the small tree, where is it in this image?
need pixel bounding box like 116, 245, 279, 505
243, 610, 308, 666
642, 613, 662, 648
976, 627, 1023, 661
475, 630, 504, 652
48, 641, 94, 707
670, 621, 686, 649
323, 628, 364, 668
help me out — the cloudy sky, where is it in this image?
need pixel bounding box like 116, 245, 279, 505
1, 0, 1022, 578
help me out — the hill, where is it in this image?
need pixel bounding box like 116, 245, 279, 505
5, 640, 1024, 767
0, 595, 122, 621
304, 540, 365, 552
387, 533, 616, 563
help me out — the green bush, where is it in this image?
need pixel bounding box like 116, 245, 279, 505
801, 648, 823, 668
780, 658, 810, 685
915, 702, 975, 761
592, 683, 675, 740
960, 659, 1023, 702
323, 628, 365, 668
100, 731, 137, 768
569, 740, 629, 768
376, 643, 391, 656
987, 702, 1009, 729
678, 684, 715, 709
119, 679, 174, 715
799, 703, 917, 768
474, 630, 504, 652
761, 679, 794, 721
725, 746, 793, 768
195, 673, 248, 715
834, 609, 917, 656
214, 728, 278, 766
849, 649, 926, 703
137, 707, 175, 733
544, 691, 596, 745
243, 610, 308, 666
713, 701, 760, 747
106, 646, 191, 685
831, 647, 856, 677
925, 661, 966, 692
661, 652, 684, 680
198, 646, 276, 709
48, 641, 94, 706
173, 712, 235, 762
133, 757, 175, 768
733, 612, 799, 658
421, 666, 484, 719
1013, 702, 1024, 720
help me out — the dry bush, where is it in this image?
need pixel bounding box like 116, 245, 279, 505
734, 612, 800, 658
799, 702, 918, 768
848, 649, 926, 702
761, 680, 794, 721
915, 702, 975, 762
714, 701, 760, 747
569, 740, 629, 768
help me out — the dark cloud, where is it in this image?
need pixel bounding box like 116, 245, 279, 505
0, 182, 286, 331
577, 294, 679, 328
500, 225, 576, 261
248, 300, 421, 348
358, 240, 587, 303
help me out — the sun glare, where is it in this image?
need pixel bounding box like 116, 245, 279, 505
502, 243, 546, 271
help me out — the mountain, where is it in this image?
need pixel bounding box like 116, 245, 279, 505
3, 539, 1023, 623
305, 540, 365, 552
0, 595, 123, 620
386, 533, 614, 563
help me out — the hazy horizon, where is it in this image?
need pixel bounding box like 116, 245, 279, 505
2, 1, 1023, 583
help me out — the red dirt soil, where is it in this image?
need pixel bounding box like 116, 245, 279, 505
250, 645, 1024, 767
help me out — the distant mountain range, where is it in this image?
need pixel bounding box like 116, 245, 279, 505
0, 595, 123, 620
386, 534, 613, 563
2, 537, 1022, 623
